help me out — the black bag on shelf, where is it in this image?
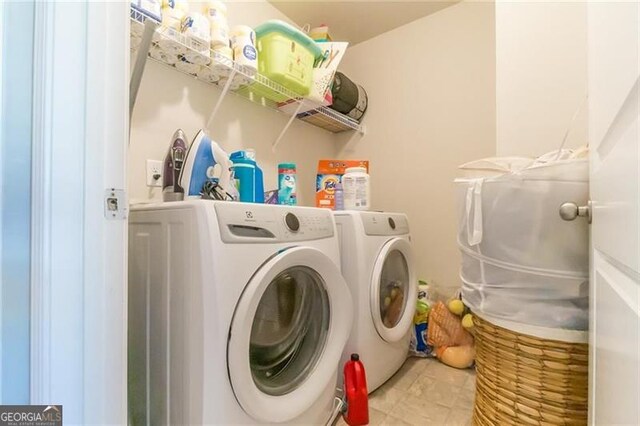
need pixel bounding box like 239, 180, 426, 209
330, 72, 368, 122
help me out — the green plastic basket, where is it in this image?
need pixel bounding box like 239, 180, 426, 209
254, 20, 323, 102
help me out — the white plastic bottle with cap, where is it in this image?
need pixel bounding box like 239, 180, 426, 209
342, 166, 370, 210
203, 0, 229, 48
230, 25, 257, 74
203, 0, 227, 20
161, 0, 188, 31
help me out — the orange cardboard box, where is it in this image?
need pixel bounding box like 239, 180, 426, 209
316, 159, 369, 209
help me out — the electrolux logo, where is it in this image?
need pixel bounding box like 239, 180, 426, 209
0, 405, 62, 426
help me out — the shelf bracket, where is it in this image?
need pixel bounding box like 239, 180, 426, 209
206, 69, 237, 129
129, 18, 157, 125
272, 101, 304, 152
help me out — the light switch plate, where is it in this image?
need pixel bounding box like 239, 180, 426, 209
146, 159, 163, 187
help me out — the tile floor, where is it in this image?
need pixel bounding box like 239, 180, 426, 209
336, 357, 476, 426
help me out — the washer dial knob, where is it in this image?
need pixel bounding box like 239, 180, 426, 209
285, 213, 300, 232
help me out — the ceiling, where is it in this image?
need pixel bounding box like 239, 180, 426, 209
267, 1, 459, 45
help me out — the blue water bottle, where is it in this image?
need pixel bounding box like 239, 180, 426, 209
230, 150, 265, 203
278, 163, 297, 205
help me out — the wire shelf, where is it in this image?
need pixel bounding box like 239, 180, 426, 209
129, 8, 362, 134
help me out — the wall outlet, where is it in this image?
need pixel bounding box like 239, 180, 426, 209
146, 159, 163, 187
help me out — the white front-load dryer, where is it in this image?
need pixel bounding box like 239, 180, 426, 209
128, 200, 353, 425
334, 211, 417, 393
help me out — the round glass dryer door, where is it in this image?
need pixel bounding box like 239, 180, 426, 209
249, 266, 329, 396
227, 247, 352, 424
370, 238, 417, 342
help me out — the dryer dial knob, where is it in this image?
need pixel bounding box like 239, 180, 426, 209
388, 217, 396, 229
285, 213, 300, 232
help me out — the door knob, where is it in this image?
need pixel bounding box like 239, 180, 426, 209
559, 201, 592, 224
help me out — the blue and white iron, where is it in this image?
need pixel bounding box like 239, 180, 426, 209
179, 129, 233, 198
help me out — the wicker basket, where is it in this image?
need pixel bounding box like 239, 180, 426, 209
472, 314, 588, 426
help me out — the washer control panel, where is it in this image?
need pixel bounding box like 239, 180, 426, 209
361, 212, 410, 236
281, 210, 334, 240
214, 202, 334, 243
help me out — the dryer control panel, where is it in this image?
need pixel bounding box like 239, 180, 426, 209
361, 212, 410, 236
214, 202, 334, 243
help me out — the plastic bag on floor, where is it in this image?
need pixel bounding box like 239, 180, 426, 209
428, 300, 475, 369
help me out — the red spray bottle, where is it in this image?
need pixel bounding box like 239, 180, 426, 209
343, 353, 369, 426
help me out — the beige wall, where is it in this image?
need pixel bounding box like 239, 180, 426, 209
338, 2, 497, 297
496, 1, 588, 157
129, 0, 590, 297
129, 1, 337, 205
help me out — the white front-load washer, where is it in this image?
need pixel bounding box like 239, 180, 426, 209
128, 200, 353, 425
334, 211, 417, 393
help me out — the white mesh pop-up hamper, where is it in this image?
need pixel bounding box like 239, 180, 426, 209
455, 151, 589, 330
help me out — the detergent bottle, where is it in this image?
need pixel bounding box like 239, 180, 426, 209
230, 150, 265, 203
343, 353, 368, 426
278, 163, 297, 205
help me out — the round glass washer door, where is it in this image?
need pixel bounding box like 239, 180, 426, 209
228, 246, 352, 424
370, 238, 417, 342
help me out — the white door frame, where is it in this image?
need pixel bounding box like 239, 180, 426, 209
0, 0, 5, 403
1, 0, 36, 403
30, 2, 128, 423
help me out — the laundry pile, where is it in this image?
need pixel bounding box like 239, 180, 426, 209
409, 283, 476, 369
428, 299, 475, 369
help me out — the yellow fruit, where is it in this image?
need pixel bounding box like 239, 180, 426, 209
390, 288, 398, 299
448, 299, 465, 316
462, 313, 474, 329
384, 296, 391, 307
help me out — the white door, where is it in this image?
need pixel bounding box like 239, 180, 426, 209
227, 246, 352, 424
370, 238, 417, 342
587, 3, 640, 424
25, 2, 129, 423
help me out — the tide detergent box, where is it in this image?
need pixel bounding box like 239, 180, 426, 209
316, 159, 369, 209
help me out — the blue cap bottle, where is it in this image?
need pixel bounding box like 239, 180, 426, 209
230, 150, 265, 203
